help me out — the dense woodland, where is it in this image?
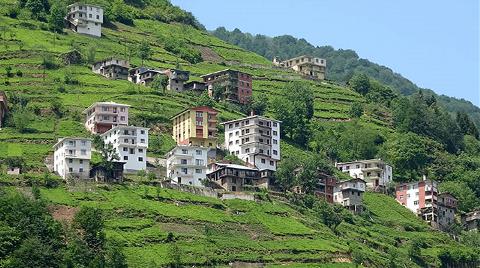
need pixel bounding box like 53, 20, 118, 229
0, 0, 480, 266
211, 27, 480, 127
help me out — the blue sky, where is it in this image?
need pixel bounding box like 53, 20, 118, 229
171, 0, 480, 106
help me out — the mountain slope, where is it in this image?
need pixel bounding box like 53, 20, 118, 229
211, 27, 480, 126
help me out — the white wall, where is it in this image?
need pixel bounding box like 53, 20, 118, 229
53, 138, 91, 179
102, 126, 149, 171
166, 146, 209, 187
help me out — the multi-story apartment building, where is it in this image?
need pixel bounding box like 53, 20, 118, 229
335, 159, 393, 190
166, 146, 209, 187
163, 69, 190, 91
0, 91, 7, 128
201, 69, 252, 104
83, 102, 130, 134
128, 67, 164, 86
65, 3, 103, 37
171, 106, 219, 148
438, 192, 458, 230
101, 125, 149, 172
273, 55, 326, 80
92, 58, 130, 80
207, 163, 264, 192
222, 115, 281, 175
53, 137, 92, 179
333, 178, 366, 213
396, 179, 439, 227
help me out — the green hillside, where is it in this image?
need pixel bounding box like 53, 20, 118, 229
0, 0, 479, 267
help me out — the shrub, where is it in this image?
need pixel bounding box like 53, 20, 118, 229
16, 70, 23, 77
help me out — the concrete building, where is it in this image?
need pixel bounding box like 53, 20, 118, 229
462, 210, 480, 231
92, 58, 130, 80
333, 178, 366, 213
163, 69, 190, 91
128, 67, 164, 86
396, 179, 439, 227
53, 137, 92, 179
438, 192, 458, 230
184, 81, 206, 92
273, 55, 326, 80
171, 106, 218, 148
222, 115, 281, 177
83, 102, 130, 134
207, 163, 265, 192
166, 145, 209, 187
201, 69, 252, 104
0, 91, 7, 128
65, 3, 103, 37
315, 176, 337, 203
101, 125, 149, 172
335, 159, 393, 190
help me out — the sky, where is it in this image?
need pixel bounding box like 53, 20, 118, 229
171, 0, 480, 106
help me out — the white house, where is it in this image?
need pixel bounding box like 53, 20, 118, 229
222, 115, 281, 176
101, 126, 149, 172
333, 178, 366, 213
53, 137, 92, 179
166, 146, 209, 187
65, 3, 103, 37
335, 159, 393, 190
83, 102, 130, 134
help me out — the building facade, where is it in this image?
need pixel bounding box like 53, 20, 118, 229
207, 163, 265, 192
128, 67, 164, 86
333, 178, 366, 213
184, 81, 206, 92
101, 125, 149, 172
83, 102, 130, 134
273, 55, 326, 80
166, 146, 209, 187
396, 179, 439, 227
0, 91, 7, 128
438, 192, 458, 230
315, 176, 337, 203
53, 137, 92, 179
171, 106, 218, 148
222, 115, 281, 174
462, 210, 480, 231
92, 58, 130, 80
65, 3, 103, 37
335, 159, 393, 190
201, 69, 252, 104
163, 69, 190, 91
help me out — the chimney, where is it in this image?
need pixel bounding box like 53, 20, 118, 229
422, 174, 427, 181
250, 110, 255, 116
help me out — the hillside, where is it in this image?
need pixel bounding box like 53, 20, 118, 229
0, 0, 479, 267
211, 27, 480, 127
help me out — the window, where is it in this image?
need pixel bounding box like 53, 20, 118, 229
182, 168, 188, 174
399, 195, 403, 199
273, 122, 277, 127
138, 157, 143, 162
181, 159, 187, 165
261, 159, 266, 164
89, 14, 92, 18
196, 112, 203, 117
273, 150, 278, 155
196, 120, 203, 126
235, 140, 239, 144
235, 123, 239, 127
141, 130, 145, 134
140, 139, 145, 143
96, 15, 99, 19
414, 200, 419, 205
235, 131, 239, 136
196, 150, 202, 155
81, 140, 87, 146
130, 148, 134, 154
270, 161, 274, 166
79, 159, 83, 164
69, 159, 73, 163
69, 168, 73, 172
81, 149, 87, 155
245, 148, 250, 153
229, 141, 233, 145
195, 169, 202, 174
195, 159, 204, 165
138, 148, 144, 153
123, 147, 128, 152
79, 168, 84, 172
229, 124, 233, 129
124, 139, 129, 143
120, 107, 125, 112
273, 139, 278, 144
182, 149, 188, 154
229, 133, 233, 137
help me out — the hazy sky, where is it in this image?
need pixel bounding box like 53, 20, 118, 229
171, 0, 480, 106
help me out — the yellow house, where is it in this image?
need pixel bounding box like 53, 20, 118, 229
171, 106, 219, 147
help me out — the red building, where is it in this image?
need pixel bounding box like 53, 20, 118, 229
315, 176, 337, 203
201, 69, 252, 104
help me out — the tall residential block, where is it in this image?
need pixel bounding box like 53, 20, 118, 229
171, 106, 218, 148
166, 145, 209, 187
335, 159, 393, 190
101, 125, 149, 171
53, 137, 92, 179
83, 102, 130, 134
201, 69, 252, 104
65, 3, 103, 37
222, 115, 281, 176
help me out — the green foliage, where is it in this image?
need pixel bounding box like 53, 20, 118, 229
457, 111, 479, 139
47, 2, 65, 33
12, 107, 34, 133
93, 135, 121, 181
162, 35, 202, 64
195, 91, 215, 107
314, 201, 343, 232
349, 73, 370, 95
74, 207, 106, 251
270, 82, 314, 146
349, 102, 363, 118
137, 40, 152, 65
150, 74, 169, 93
439, 181, 479, 212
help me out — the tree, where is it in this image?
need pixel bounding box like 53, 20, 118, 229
273, 157, 299, 191
137, 40, 152, 65
211, 84, 224, 101
248, 93, 268, 116
105, 244, 128, 268
73, 207, 105, 251
349, 73, 371, 95
349, 102, 364, 118
150, 74, 169, 93
93, 135, 120, 181
47, 3, 66, 33
457, 111, 479, 139
13, 107, 33, 133
351, 246, 364, 268
270, 82, 314, 146
195, 91, 215, 107
314, 201, 343, 232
